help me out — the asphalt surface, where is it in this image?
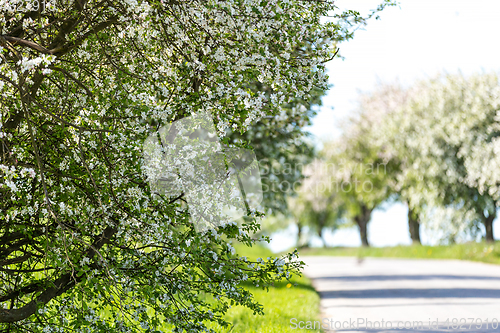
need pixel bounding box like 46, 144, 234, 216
301, 257, 500, 333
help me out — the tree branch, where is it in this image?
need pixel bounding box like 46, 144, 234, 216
0, 226, 117, 323
49, 66, 93, 97
0, 36, 52, 55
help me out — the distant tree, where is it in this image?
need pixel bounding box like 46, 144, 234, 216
228, 86, 322, 214
353, 83, 424, 244
320, 111, 396, 247
289, 159, 345, 247
372, 73, 500, 243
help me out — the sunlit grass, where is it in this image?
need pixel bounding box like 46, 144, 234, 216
205, 243, 323, 333
297, 241, 500, 265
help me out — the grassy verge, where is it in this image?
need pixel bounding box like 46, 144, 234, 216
296, 241, 500, 265
207, 243, 322, 333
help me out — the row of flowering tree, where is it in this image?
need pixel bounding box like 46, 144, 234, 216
295, 72, 500, 246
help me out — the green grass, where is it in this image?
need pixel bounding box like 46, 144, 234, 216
206, 243, 323, 333
296, 241, 500, 265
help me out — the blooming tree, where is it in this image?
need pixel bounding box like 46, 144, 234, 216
0, 0, 395, 331
316, 102, 397, 247
393, 73, 500, 243
367, 73, 500, 243
288, 158, 345, 247
354, 82, 425, 243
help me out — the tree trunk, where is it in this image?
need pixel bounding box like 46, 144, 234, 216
319, 229, 330, 248
408, 205, 421, 245
483, 210, 496, 243
317, 215, 327, 247
354, 205, 372, 247
317, 227, 324, 247
297, 221, 304, 248
358, 220, 369, 247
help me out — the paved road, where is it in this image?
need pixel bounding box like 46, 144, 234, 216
301, 257, 500, 333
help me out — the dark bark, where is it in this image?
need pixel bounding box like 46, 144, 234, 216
408, 205, 421, 244
297, 221, 303, 248
316, 215, 327, 247
0, 227, 117, 323
483, 210, 496, 243
354, 204, 372, 247
317, 227, 325, 247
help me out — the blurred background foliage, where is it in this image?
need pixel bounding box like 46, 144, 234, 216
252, 71, 500, 249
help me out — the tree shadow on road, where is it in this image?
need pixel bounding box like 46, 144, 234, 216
316, 274, 500, 282
321, 287, 500, 299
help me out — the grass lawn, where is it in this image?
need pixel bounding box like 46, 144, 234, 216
206, 243, 323, 333
296, 241, 500, 265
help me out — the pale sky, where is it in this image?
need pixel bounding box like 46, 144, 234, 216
269, 0, 500, 252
